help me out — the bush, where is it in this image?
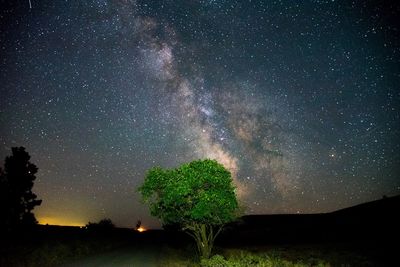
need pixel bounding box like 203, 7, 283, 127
201, 255, 229, 267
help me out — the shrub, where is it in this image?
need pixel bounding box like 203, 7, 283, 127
201, 254, 229, 267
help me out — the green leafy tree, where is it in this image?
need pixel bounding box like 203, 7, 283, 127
0, 147, 42, 229
138, 159, 239, 259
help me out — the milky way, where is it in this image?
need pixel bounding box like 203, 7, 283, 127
1, 1, 399, 228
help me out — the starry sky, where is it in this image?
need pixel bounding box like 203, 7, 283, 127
1, 0, 399, 229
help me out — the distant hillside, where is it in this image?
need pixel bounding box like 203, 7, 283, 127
221, 195, 400, 244
332, 194, 400, 217
236, 194, 400, 223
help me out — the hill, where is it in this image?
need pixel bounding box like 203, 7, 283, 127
221, 195, 400, 245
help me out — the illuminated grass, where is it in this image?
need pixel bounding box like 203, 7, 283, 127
157, 245, 375, 267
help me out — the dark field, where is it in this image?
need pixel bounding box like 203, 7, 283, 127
1, 196, 398, 266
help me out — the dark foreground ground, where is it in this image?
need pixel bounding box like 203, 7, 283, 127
59, 244, 160, 267
1, 195, 399, 266
0, 227, 396, 267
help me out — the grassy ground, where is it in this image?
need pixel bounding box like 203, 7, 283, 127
157, 243, 384, 267
60, 245, 160, 267
0, 236, 128, 267
0, 227, 135, 267
1, 227, 392, 267
1, 242, 389, 267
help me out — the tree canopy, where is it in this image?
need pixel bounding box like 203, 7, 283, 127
138, 159, 239, 258
0, 147, 42, 229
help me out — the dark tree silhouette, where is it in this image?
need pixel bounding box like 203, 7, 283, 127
0, 147, 42, 229
85, 218, 115, 231
135, 219, 141, 230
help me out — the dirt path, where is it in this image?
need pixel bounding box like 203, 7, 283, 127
60, 245, 160, 267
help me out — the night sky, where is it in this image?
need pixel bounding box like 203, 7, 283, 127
1, 0, 399, 229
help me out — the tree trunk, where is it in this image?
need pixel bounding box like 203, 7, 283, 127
185, 223, 223, 259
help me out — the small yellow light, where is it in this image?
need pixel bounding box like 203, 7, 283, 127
137, 226, 146, 232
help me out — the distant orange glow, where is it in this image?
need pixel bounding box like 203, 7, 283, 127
137, 226, 146, 232
38, 216, 85, 227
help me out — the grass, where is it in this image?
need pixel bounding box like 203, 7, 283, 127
0, 228, 386, 267
0, 242, 382, 267
157, 244, 376, 267
0, 231, 130, 267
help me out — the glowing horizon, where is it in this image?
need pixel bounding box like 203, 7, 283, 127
37, 216, 85, 227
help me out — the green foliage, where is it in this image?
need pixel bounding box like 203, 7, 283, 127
200, 254, 227, 267
138, 159, 239, 258
200, 252, 332, 267
139, 159, 238, 226
160, 250, 313, 267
